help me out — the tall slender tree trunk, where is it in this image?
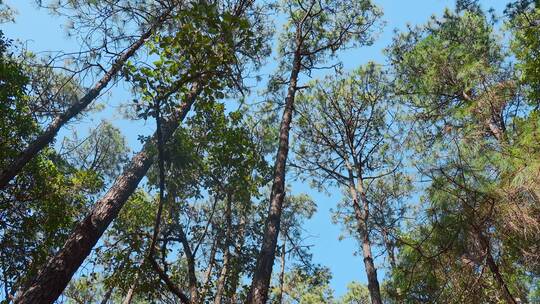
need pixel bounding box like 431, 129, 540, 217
177, 223, 199, 303
200, 237, 218, 301
247, 43, 302, 304
213, 246, 230, 304
14, 84, 202, 304
229, 216, 247, 303
214, 193, 233, 304
0, 9, 172, 189
277, 241, 286, 304
351, 194, 382, 304
360, 232, 382, 304
346, 164, 383, 304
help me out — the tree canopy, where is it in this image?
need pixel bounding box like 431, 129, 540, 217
1, 1, 539, 304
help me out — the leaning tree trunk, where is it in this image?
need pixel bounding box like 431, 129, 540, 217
247, 45, 302, 304
14, 84, 202, 304
0, 9, 172, 190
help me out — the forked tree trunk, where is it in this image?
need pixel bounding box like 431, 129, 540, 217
14, 84, 202, 304
0, 9, 172, 189
247, 44, 302, 304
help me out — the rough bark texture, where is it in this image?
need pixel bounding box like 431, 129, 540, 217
0, 10, 172, 189
14, 84, 201, 304
346, 163, 383, 304
277, 241, 286, 304
351, 192, 383, 304
247, 48, 301, 304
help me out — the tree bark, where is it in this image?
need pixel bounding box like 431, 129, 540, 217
214, 193, 233, 304
247, 42, 302, 304
476, 231, 518, 304
177, 223, 199, 303
14, 84, 202, 304
352, 194, 382, 304
0, 9, 172, 189
277, 241, 286, 304
229, 216, 247, 303
121, 286, 135, 304
346, 164, 383, 304
360, 232, 382, 304
200, 237, 218, 301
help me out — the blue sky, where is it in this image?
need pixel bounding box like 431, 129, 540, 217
2, 0, 509, 298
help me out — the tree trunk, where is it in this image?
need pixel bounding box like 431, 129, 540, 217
360, 233, 382, 304
214, 193, 233, 304
347, 165, 383, 304
14, 84, 202, 304
247, 44, 302, 304
476, 231, 517, 304
213, 247, 230, 304
351, 196, 382, 304
200, 237, 218, 301
121, 286, 135, 304
277, 241, 286, 304
0, 9, 172, 189
99, 285, 114, 304
177, 223, 199, 303
229, 216, 247, 303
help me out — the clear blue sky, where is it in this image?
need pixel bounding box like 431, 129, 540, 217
2, 0, 508, 298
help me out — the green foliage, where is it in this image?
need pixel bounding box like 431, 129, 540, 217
0, 31, 132, 300
507, 1, 540, 103
387, 8, 510, 143
4, 1, 540, 303
271, 266, 335, 304
339, 281, 371, 304
62, 121, 130, 181
385, 5, 539, 303
276, 0, 382, 72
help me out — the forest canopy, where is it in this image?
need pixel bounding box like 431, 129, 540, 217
0, 0, 539, 303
